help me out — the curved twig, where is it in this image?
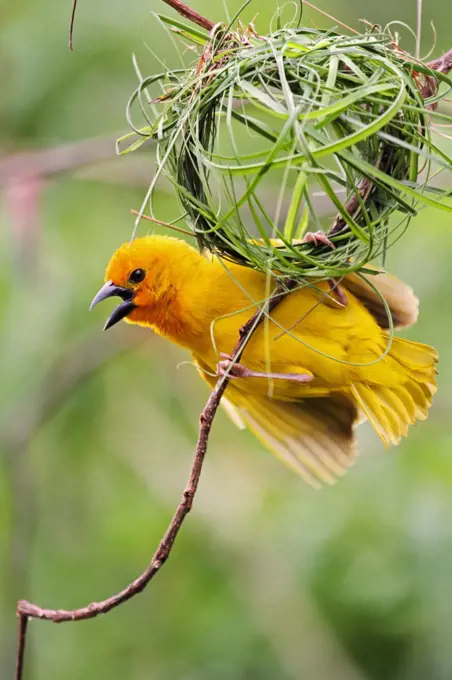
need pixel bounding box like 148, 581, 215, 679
14, 282, 293, 680
69, 0, 78, 50
428, 48, 452, 74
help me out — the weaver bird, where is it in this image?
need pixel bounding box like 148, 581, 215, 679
91, 235, 437, 488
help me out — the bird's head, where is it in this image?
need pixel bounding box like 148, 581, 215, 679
90, 235, 200, 330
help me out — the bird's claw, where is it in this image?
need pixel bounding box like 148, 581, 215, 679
217, 353, 252, 378
216, 353, 314, 383
303, 230, 336, 250
302, 231, 347, 306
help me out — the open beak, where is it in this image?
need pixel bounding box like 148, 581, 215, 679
90, 281, 136, 330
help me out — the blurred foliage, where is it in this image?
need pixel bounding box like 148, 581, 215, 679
1, 0, 452, 679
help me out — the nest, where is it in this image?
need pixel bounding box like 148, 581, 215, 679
121, 19, 452, 281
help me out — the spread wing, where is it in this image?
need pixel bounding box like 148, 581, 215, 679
222, 389, 359, 489
196, 355, 358, 489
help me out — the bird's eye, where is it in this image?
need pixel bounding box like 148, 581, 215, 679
129, 268, 146, 284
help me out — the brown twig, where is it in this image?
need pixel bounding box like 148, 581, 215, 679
15, 616, 28, 680
160, 0, 215, 31
418, 48, 452, 99
427, 48, 452, 75
69, 0, 78, 51
328, 176, 373, 237
14, 283, 293, 680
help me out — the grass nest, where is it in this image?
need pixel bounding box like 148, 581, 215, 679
120, 15, 452, 282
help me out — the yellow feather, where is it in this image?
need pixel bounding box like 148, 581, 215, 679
100, 235, 438, 487
229, 391, 357, 488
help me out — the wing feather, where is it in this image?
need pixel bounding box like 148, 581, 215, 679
224, 389, 359, 488
342, 270, 418, 330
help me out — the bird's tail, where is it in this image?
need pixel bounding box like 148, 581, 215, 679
350, 334, 438, 447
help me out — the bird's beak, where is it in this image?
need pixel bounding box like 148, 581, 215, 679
90, 280, 136, 330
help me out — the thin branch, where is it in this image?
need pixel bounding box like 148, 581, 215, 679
415, 0, 422, 60
415, 48, 452, 100
160, 0, 215, 31
327, 176, 373, 237
69, 0, 78, 51
427, 48, 452, 74
14, 282, 293, 680
15, 616, 28, 680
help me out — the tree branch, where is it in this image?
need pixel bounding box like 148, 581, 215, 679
159, 0, 215, 31
418, 48, 452, 99
69, 0, 78, 50
15, 616, 28, 680
14, 282, 294, 680
427, 48, 452, 74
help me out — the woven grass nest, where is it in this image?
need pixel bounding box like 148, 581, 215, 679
121, 15, 452, 282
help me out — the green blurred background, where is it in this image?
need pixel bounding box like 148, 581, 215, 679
1, 0, 452, 678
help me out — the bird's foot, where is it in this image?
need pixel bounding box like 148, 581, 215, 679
302, 230, 336, 250
302, 232, 347, 306
217, 354, 313, 383
217, 354, 255, 379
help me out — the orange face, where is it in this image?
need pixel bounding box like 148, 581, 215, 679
90, 235, 196, 330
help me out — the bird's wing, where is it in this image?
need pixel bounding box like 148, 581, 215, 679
224, 388, 359, 488
194, 354, 358, 488
341, 270, 418, 330
267, 238, 419, 330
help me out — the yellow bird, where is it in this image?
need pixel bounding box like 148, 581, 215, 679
91, 235, 437, 488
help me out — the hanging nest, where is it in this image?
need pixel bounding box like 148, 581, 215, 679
120, 17, 452, 281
